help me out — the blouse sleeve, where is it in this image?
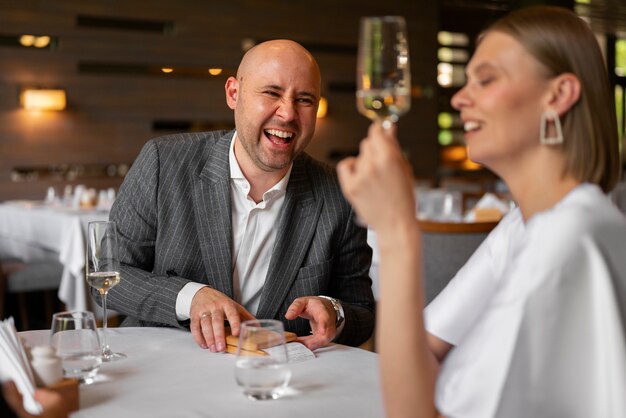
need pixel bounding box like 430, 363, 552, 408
424, 209, 523, 345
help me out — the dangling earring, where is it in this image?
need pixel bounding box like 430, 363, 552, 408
540, 109, 563, 145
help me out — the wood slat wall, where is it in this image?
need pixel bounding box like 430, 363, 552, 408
0, 0, 439, 201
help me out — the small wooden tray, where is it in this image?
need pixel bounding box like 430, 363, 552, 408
47, 378, 79, 412
225, 327, 297, 356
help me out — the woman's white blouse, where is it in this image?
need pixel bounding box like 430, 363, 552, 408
425, 183, 626, 418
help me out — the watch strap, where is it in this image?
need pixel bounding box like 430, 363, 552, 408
318, 295, 345, 329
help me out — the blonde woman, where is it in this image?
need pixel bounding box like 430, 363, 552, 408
338, 6, 626, 418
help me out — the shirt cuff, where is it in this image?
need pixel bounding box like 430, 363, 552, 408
175, 282, 208, 321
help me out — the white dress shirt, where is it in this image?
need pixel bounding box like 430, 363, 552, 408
229, 135, 290, 314
425, 184, 626, 417
175, 133, 290, 318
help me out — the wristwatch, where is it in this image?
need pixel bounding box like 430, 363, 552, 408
319, 296, 345, 329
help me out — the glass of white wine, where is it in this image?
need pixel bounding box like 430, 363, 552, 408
356, 16, 411, 129
86, 220, 126, 361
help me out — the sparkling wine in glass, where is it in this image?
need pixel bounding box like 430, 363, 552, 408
356, 16, 411, 129
86, 221, 126, 362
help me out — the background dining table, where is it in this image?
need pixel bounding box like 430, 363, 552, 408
20, 327, 385, 418
0, 201, 109, 313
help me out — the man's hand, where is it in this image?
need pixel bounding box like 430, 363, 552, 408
189, 287, 255, 352
285, 296, 337, 351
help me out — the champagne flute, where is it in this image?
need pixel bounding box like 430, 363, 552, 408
234, 319, 291, 400
86, 221, 126, 361
356, 16, 411, 129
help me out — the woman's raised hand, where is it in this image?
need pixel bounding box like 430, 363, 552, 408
337, 122, 417, 235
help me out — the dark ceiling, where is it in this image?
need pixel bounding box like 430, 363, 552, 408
576, 0, 626, 35
441, 0, 626, 37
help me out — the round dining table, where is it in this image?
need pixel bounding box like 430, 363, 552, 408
20, 327, 384, 418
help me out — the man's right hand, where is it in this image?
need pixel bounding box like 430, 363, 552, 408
189, 287, 255, 352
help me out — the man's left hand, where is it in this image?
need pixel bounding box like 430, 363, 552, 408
285, 296, 337, 351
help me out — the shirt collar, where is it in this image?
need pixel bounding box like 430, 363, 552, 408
229, 131, 292, 200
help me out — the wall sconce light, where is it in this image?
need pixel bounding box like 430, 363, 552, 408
317, 97, 328, 118
21, 89, 67, 111
19, 34, 52, 48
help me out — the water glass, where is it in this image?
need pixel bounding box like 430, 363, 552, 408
234, 319, 291, 400
44, 187, 57, 206
50, 311, 102, 384
416, 188, 462, 221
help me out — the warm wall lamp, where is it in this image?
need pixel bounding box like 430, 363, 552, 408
20, 88, 67, 111
317, 97, 328, 118
19, 34, 51, 48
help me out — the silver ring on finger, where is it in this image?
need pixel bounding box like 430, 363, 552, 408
200, 312, 211, 321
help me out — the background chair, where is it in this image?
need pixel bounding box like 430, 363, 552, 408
0, 258, 64, 330
419, 220, 497, 304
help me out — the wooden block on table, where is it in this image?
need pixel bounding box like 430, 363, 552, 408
226, 344, 267, 356
225, 327, 297, 353
47, 378, 79, 412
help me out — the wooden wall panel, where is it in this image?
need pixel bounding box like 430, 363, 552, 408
0, 0, 439, 201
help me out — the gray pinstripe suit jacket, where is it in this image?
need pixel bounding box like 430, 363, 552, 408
105, 130, 375, 346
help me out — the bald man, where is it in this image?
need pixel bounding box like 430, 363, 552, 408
103, 40, 375, 352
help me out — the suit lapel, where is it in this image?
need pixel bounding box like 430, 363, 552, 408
192, 131, 234, 297
256, 157, 322, 319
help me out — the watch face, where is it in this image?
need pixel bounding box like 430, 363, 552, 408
336, 315, 345, 327
332, 302, 344, 327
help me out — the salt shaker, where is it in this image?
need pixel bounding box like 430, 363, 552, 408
30, 345, 63, 387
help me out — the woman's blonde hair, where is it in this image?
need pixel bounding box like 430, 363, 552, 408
484, 6, 621, 192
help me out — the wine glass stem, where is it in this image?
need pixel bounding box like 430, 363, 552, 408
101, 291, 110, 355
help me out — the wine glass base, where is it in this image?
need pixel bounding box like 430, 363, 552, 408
244, 391, 282, 401
102, 351, 126, 362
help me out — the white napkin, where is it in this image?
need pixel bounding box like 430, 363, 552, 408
0, 318, 42, 414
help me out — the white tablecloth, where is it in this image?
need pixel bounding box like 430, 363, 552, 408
0, 202, 109, 312
20, 327, 384, 418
